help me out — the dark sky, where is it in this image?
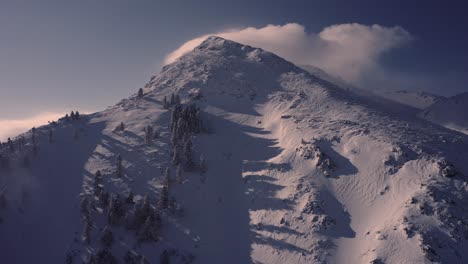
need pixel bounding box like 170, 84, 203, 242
1, 0, 467, 119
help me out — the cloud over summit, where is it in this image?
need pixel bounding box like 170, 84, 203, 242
164, 23, 412, 90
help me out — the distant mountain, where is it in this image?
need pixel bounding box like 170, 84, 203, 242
1, 36, 467, 264
420, 92, 468, 134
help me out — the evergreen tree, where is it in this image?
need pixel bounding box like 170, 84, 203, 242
75, 111, 80, 119
145, 126, 153, 145
164, 167, 171, 187
94, 170, 103, 196
160, 250, 170, 264
124, 211, 135, 230
82, 220, 92, 244
7, 138, 14, 152
70, 111, 75, 120
182, 138, 195, 171
153, 129, 159, 139
138, 88, 144, 98
116, 154, 123, 177
175, 94, 181, 105
170, 93, 175, 105
171, 146, 180, 165
99, 190, 110, 208
108, 194, 125, 225
80, 196, 90, 215
100, 226, 114, 248
118, 122, 125, 131
199, 154, 207, 173
138, 216, 158, 242
163, 96, 168, 108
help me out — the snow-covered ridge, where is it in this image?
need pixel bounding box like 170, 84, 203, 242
420, 92, 468, 135
378, 90, 444, 110
1, 35, 467, 264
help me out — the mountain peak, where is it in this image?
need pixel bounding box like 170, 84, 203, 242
194, 35, 257, 54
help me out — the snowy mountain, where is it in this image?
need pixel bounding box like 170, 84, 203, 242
379, 90, 444, 110
1, 36, 467, 264
420, 92, 468, 135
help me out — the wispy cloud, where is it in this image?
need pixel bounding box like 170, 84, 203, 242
0, 112, 65, 141
164, 23, 413, 91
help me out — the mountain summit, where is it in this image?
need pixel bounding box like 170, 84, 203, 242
1, 36, 467, 264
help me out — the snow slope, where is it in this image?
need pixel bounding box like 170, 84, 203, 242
1, 36, 468, 264
420, 92, 468, 135
379, 90, 444, 110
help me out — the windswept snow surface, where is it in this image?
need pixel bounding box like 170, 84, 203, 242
1, 36, 468, 264
379, 90, 444, 110
420, 92, 468, 135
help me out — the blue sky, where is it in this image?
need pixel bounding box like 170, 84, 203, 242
0, 0, 467, 124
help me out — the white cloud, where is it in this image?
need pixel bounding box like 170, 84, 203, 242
0, 112, 65, 141
164, 23, 412, 89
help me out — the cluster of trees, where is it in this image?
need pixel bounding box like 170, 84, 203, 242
170, 104, 203, 173
81, 169, 166, 247
0, 126, 46, 170
63, 111, 81, 121
163, 93, 181, 108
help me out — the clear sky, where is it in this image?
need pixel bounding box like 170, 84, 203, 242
1, 0, 467, 123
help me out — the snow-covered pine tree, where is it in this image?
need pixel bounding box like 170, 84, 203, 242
164, 167, 170, 187
7, 138, 14, 152
81, 219, 92, 244
108, 194, 124, 225
145, 126, 153, 145
80, 196, 89, 215
138, 88, 144, 98
170, 93, 175, 105
116, 154, 123, 177
163, 96, 168, 108
182, 138, 195, 171
172, 146, 180, 165
199, 154, 207, 173
138, 216, 158, 242
31, 130, 36, 145
99, 190, 110, 208
124, 211, 135, 230
100, 226, 114, 248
